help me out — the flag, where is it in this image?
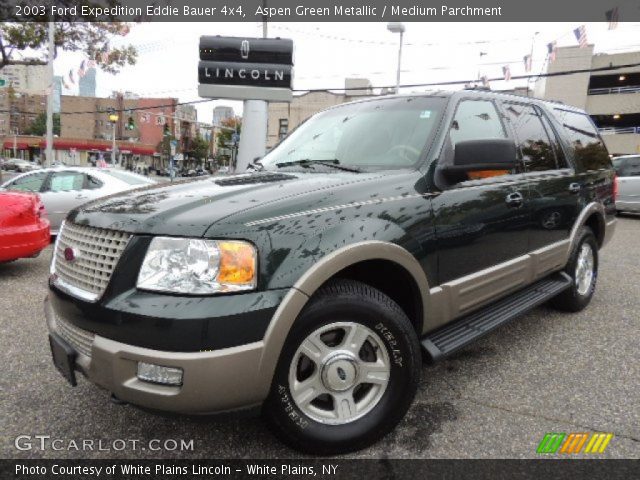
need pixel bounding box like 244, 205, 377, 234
502, 65, 511, 82
87, 59, 97, 69
68, 69, 75, 84
62, 78, 70, 89
523, 54, 532, 73
606, 8, 619, 30
547, 41, 558, 62
574, 25, 588, 48
78, 60, 86, 78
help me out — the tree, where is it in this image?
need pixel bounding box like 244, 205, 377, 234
191, 134, 210, 161
25, 112, 60, 136
216, 117, 242, 152
0, 22, 136, 74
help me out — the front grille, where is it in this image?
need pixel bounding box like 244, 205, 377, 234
56, 315, 94, 358
53, 222, 131, 301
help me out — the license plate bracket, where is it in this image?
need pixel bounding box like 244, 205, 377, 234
49, 333, 77, 386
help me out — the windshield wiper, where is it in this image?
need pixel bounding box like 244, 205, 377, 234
275, 159, 362, 173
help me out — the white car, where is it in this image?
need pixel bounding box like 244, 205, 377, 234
0, 167, 155, 234
613, 155, 640, 213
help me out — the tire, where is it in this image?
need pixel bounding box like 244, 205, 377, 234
263, 279, 421, 454
550, 227, 599, 312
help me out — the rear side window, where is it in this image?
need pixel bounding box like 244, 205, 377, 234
503, 103, 557, 172
552, 109, 611, 171
450, 99, 506, 146
49, 171, 85, 192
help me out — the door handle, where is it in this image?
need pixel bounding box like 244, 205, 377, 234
568, 183, 581, 194
505, 192, 524, 207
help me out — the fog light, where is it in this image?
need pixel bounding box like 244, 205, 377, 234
137, 362, 183, 386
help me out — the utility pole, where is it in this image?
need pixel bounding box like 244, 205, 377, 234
45, 19, 55, 167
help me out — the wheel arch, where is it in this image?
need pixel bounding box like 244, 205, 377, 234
257, 241, 430, 388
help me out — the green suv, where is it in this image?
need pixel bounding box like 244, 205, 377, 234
45, 90, 616, 454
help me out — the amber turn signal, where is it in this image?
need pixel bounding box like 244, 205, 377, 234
217, 241, 257, 286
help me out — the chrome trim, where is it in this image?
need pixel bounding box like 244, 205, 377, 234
52, 277, 100, 302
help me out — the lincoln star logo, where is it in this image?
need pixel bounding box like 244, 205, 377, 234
64, 247, 78, 262
240, 39, 250, 60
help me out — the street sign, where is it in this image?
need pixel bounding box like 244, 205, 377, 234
0, 79, 6, 87
169, 139, 178, 157
198, 36, 294, 102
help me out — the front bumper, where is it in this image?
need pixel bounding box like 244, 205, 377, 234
45, 295, 272, 414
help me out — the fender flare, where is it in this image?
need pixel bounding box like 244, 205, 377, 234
256, 240, 430, 387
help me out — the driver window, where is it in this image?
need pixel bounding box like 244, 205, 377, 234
450, 100, 506, 146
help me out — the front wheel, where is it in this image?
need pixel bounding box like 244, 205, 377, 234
263, 279, 421, 454
551, 227, 599, 312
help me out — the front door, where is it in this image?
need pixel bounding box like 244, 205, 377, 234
431, 98, 531, 311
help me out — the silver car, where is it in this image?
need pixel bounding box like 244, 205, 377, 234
0, 167, 156, 234
613, 155, 640, 213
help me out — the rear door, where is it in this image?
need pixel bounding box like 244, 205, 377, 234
500, 101, 581, 254
40, 170, 87, 231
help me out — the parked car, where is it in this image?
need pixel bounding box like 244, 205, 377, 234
0, 191, 50, 263
44, 91, 616, 454
612, 155, 640, 213
0, 167, 155, 234
13, 159, 41, 173
217, 165, 230, 174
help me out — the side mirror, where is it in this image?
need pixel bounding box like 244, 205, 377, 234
444, 139, 517, 175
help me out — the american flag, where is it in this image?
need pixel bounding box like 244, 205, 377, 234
574, 25, 588, 48
547, 41, 558, 62
87, 59, 97, 69
523, 54, 532, 73
68, 69, 75, 84
502, 65, 511, 82
606, 7, 619, 30
78, 60, 86, 78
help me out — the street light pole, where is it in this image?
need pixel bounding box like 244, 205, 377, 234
108, 111, 119, 166
45, 19, 54, 167
387, 22, 405, 94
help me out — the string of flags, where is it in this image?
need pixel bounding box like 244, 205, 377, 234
62, 58, 98, 90
498, 9, 622, 85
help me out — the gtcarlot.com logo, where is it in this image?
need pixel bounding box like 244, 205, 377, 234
14, 435, 194, 452
537, 432, 613, 454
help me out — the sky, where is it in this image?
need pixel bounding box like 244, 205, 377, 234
53, 22, 640, 123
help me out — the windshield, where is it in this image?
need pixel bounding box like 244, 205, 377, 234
261, 96, 446, 171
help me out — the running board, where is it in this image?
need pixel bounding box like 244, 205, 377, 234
421, 272, 572, 361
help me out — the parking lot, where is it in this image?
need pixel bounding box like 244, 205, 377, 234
1, 217, 639, 459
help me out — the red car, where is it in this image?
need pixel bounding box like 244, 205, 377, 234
0, 191, 50, 263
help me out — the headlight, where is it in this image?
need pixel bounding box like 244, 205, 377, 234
137, 237, 257, 294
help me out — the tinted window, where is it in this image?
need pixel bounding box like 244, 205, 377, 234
6, 172, 48, 192
538, 109, 569, 168
450, 99, 506, 146
552, 109, 611, 170
504, 103, 557, 172
87, 175, 104, 189
49, 171, 85, 192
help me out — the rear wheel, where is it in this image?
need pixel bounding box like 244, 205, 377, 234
551, 227, 598, 312
263, 279, 421, 454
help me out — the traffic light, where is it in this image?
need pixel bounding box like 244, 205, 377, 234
126, 116, 135, 130
163, 123, 170, 136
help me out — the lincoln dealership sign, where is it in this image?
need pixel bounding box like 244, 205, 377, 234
198, 36, 294, 102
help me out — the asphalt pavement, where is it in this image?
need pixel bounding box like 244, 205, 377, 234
1, 217, 639, 459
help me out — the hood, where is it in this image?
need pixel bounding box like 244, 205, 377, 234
69, 170, 396, 236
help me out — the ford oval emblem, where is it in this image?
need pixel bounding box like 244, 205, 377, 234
64, 247, 77, 262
